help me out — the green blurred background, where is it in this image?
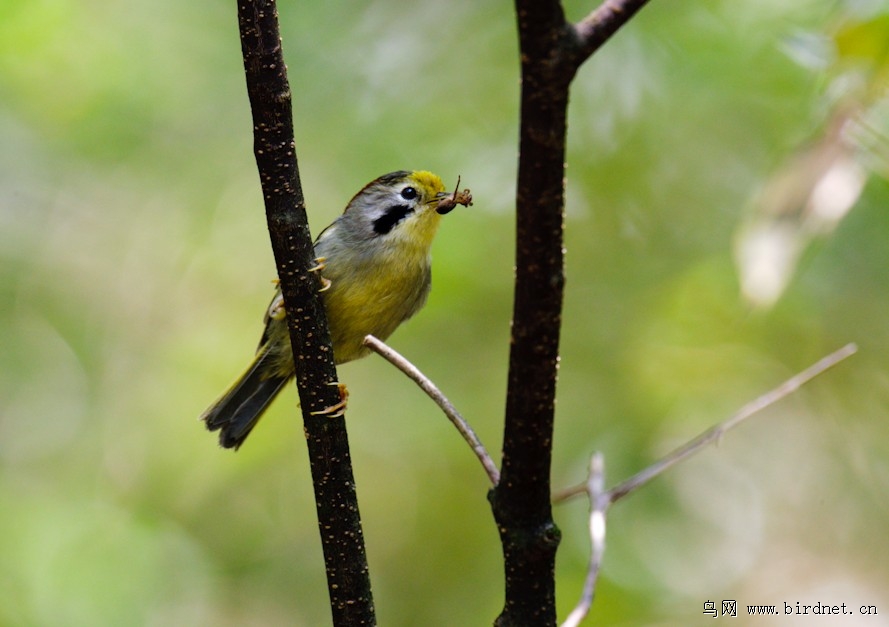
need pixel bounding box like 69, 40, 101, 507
2, 0, 888, 625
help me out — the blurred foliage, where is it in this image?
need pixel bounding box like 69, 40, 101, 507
734, 2, 889, 308
2, 0, 888, 625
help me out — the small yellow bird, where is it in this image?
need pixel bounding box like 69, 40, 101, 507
201, 170, 470, 449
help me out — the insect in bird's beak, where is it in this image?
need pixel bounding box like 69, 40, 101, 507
435, 176, 473, 215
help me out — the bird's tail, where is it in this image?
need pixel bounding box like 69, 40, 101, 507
201, 349, 290, 449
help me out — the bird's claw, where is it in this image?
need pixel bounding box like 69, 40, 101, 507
309, 257, 331, 292
310, 382, 349, 418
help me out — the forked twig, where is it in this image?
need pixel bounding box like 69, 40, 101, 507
555, 343, 857, 626
363, 335, 500, 485
561, 453, 607, 627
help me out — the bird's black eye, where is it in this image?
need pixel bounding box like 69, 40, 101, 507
400, 186, 418, 201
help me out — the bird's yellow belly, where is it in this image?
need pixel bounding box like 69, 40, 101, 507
322, 254, 431, 363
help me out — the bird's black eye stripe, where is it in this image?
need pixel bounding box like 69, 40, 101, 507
373, 204, 414, 235
400, 186, 418, 200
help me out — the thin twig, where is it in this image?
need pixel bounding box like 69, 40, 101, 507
363, 335, 500, 485
607, 342, 857, 503
561, 453, 607, 627
553, 343, 858, 504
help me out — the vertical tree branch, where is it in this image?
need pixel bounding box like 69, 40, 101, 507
236, 2, 374, 624
490, 1, 650, 625
489, 2, 573, 625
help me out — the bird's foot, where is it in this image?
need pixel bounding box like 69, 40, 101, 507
310, 382, 349, 418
